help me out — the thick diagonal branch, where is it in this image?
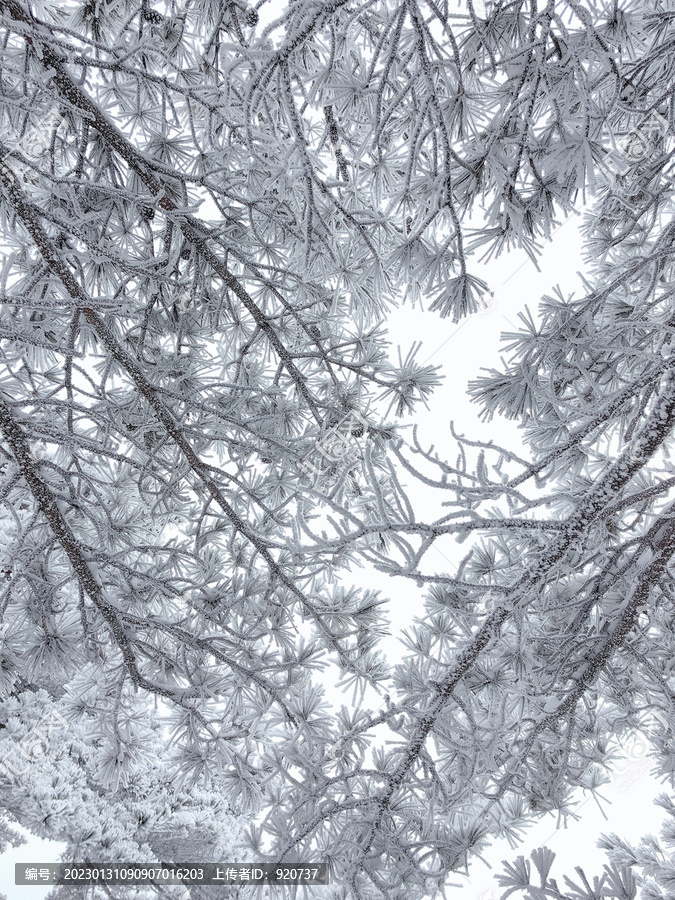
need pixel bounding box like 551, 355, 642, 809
0, 392, 191, 705
0, 163, 362, 676
0, 0, 323, 424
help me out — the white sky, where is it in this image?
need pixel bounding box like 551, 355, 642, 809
324, 207, 671, 899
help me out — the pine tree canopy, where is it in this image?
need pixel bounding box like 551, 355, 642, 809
1, 0, 675, 897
